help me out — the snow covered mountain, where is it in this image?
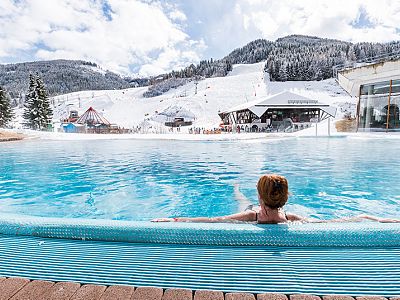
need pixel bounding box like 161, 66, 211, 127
45, 62, 354, 130
4, 35, 400, 103
0, 60, 134, 99
144, 35, 400, 98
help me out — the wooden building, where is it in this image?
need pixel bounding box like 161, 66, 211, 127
218, 91, 336, 132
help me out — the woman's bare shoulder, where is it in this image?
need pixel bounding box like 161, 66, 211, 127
222, 210, 257, 222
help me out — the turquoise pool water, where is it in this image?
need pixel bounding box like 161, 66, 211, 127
1, 137, 400, 221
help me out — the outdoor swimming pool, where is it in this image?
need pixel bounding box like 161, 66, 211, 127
1, 136, 400, 296
1, 136, 400, 221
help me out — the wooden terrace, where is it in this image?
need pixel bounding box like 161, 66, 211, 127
0, 277, 396, 300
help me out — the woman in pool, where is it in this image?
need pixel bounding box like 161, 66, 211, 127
153, 174, 305, 223
152, 174, 400, 224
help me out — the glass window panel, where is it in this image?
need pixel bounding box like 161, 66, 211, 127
373, 82, 391, 94
360, 80, 400, 96
391, 80, 400, 94
358, 80, 400, 131
359, 94, 390, 130
360, 85, 370, 95
388, 95, 400, 129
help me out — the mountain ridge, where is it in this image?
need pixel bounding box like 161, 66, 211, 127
0, 59, 139, 101
2, 35, 400, 100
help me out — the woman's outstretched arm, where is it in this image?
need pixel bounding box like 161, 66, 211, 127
327, 214, 400, 223
286, 213, 311, 222
305, 214, 400, 223
152, 210, 256, 223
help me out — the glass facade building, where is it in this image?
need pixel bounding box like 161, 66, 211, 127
358, 79, 400, 131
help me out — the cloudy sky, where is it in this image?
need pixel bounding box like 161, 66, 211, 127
1, 0, 399, 76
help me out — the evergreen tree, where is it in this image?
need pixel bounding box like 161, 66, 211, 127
0, 86, 14, 127
278, 64, 288, 81
36, 75, 53, 129
23, 74, 38, 129
23, 74, 53, 130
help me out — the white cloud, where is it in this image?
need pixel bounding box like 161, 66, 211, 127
234, 0, 400, 43
169, 10, 187, 22
190, 0, 399, 60
139, 39, 206, 76
0, 0, 203, 75
1, 0, 399, 76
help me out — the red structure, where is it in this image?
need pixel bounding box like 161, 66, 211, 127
74, 107, 111, 133
76, 107, 110, 127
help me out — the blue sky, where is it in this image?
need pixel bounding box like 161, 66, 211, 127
0, 0, 399, 76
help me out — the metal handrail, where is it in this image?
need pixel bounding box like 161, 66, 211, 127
333, 50, 400, 79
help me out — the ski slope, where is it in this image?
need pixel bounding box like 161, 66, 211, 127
47, 62, 355, 130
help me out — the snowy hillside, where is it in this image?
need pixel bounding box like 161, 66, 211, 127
0, 60, 132, 99
45, 62, 354, 130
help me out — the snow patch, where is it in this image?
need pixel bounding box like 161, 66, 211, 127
81, 64, 107, 75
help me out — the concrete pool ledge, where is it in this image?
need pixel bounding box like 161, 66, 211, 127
0, 213, 399, 247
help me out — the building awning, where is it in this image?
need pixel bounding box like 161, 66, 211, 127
220, 91, 337, 118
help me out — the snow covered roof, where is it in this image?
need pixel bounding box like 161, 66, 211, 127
158, 105, 195, 120
76, 107, 111, 126
222, 91, 337, 117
